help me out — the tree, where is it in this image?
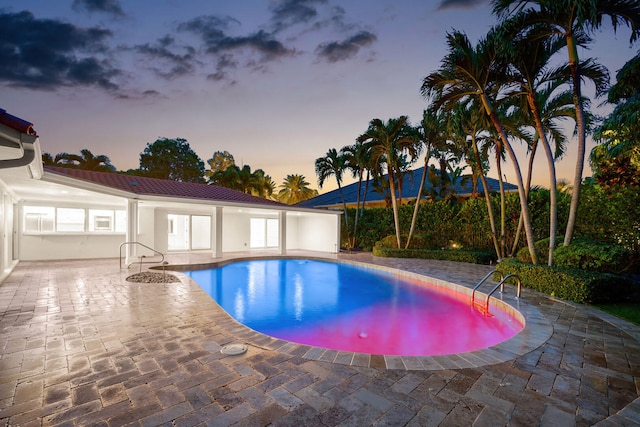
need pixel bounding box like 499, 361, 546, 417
422, 29, 540, 263
42, 152, 66, 166
357, 116, 419, 249
315, 148, 349, 226
139, 137, 205, 183
209, 164, 274, 198
405, 109, 443, 248
205, 151, 235, 181
251, 168, 276, 199
591, 53, 640, 190
342, 140, 371, 248
278, 174, 318, 204
58, 149, 116, 172
503, 23, 581, 264
492, 0, 640, 246
449, 100, 503, 257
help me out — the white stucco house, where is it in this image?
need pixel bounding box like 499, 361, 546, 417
0, 108, 341, 283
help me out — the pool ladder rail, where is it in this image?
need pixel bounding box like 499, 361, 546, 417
119, 241, 165, 270
470, 270, 522, 316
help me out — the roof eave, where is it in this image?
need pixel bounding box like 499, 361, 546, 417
0, 123, 43, 178
42, 171, 340, 213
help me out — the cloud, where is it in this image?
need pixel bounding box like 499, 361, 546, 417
132, 36, 198, 79
178, 15, 296, 82
71, 0, 126, 18
269, 0, 328, 33
180, 16, 294, 60
315, 31, 377, 63
0, 10, 122, 91
436, 0, 488, 10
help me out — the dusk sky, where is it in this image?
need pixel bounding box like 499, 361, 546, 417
1, 0, 638, 192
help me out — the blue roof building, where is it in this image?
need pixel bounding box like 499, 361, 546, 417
296, 166, 518, 209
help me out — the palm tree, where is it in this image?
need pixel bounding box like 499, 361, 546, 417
42, 152, 66, 166
250, 168, 276, 199
205, 151, 235, 181
422, 29, 540, 263
449, 101, 503, 257
278, 174, 318, 205
503, 24, 582, 264
60, 149, 116, 171
315, 148, 349, 226
209, 165, 241, 189
591, 53, 640, 189
342, 140, 371, 248
492, 0, 640, 246
405, 109, 444, 248
357, 116, 419, 249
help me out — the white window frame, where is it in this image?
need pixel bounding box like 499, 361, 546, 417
250, 217, 279, 249
22, 205, 126, 235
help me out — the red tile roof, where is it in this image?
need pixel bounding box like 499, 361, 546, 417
0, 108, 37, 135
44, 166, 287, 207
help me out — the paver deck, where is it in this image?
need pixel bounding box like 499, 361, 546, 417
1, 252, 639, 426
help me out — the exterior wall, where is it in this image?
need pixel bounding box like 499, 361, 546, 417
17, 199, 128, 261
285, 215, 299, 250
20, 233, 126, 261
152, 208, 168, 254
295, 213, 340, 253
9, 183, 341, 262
222, 211, 252, 252
0, 181, 17, 281
137, 206, 156, 251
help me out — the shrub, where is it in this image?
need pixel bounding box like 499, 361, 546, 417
373, 247, 497, 265
516, 237, 634, 274
516, 237, 564, 264
374, 233, 439, 250
496, 258, 636, 304
553, 238, 635, 274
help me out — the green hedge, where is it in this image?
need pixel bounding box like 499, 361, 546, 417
495, 258, 636, 304
372, 247, 497, 265
516, 237, 635, 274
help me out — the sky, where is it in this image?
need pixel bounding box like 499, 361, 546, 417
1, 0, 638, 193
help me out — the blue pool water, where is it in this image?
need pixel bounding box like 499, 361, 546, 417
186, 259, 523, 356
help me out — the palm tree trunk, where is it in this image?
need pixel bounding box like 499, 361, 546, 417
528, 96, 558, 266
564, 34, 586, 247
387, 167, 403, 248
338, 182, 349, 240
496, 151, 506, 258
406, 152, 431, 249
482, 94, 538, 264
511, 140, 537, 256
352, 170, 364, 249
471, 139, 502, 258
361, 170, 370, 217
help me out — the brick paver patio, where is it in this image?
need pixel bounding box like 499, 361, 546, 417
1, 253, 639, 426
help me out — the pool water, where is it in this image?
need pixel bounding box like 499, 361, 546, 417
186, 259, 523, 356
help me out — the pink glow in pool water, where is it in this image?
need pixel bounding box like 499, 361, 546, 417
187, 259, 524, 356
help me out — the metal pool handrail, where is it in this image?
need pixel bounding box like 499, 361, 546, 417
478, 273, 522, 315
470, 270, 503, 304
119, 241, 165, 269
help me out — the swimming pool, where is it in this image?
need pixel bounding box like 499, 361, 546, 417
186, 259, 524, 356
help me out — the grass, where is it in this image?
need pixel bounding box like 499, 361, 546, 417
595, 302, 640, 325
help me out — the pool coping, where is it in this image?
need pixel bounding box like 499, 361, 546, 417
166, 256, 554, 371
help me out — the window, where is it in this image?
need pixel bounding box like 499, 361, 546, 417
115, 210, 126, 233
23, 206, 126, 234
167, 214, 211, 251
250, 217, 279, 248
89, 209, 113, 231
266, 218, 279, 247
191, 215, 211, 250
23, 206, 55, 232
250, 218, 265, 248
